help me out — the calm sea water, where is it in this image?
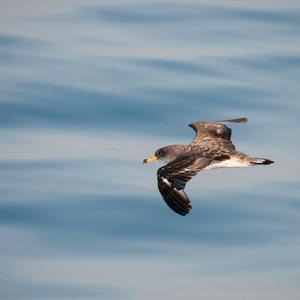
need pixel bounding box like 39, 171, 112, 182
1, 1, 300, 299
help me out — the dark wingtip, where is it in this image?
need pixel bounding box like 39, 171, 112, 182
234, 117, 248, 123
158, 177, 192, 216
173, 206, 191, 216
189, 117, 248, 126
219, 117, 248, 124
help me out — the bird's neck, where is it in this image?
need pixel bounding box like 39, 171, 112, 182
163, 144, 190, 162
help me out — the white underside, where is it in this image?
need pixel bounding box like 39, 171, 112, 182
203, 157, 250, 170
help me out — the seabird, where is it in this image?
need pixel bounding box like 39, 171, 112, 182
143, 118, 274, 216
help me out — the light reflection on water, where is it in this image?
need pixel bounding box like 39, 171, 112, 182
0, 1, 300, 299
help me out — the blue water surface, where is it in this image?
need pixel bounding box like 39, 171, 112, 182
0, 1, 300, 299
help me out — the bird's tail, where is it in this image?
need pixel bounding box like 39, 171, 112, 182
250, 158, 274, 165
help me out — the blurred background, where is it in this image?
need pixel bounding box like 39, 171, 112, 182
0, 0, 299, 299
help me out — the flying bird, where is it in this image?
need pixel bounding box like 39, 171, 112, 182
143, 118, 273, 216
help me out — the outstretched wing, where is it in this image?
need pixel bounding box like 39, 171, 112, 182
189, 117, 248, 146
157, 152, 229, 216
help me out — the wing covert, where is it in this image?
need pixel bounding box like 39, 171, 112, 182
188, 117, 247, 145
157, 153, 228, 216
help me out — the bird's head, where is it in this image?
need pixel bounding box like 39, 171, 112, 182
143, 146, 176, 164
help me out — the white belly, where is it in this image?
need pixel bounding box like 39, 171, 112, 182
203, 158, 250, 170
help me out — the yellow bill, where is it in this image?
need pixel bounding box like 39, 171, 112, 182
143, 155, 158, 164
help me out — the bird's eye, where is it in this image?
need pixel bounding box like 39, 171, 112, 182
156, 151, 160, 157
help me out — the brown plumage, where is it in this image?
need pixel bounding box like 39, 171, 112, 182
143, 118, 274, 216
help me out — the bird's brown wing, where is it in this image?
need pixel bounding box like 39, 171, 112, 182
157, 152, 229, 216
189, 117, 248, 147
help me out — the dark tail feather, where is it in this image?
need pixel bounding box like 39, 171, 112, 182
251, 158, 274, 165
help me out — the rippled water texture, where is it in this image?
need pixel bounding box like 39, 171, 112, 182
1, 1, 300, 299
